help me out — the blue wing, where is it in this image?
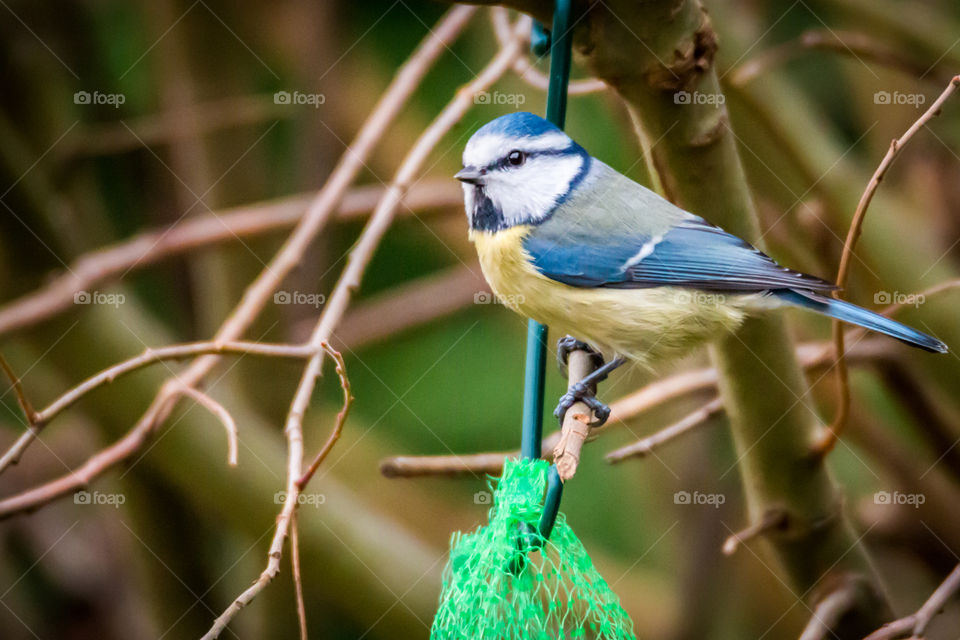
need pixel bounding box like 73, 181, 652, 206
524, 217, 836, 292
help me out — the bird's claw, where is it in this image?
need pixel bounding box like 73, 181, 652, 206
553, 381, 611, 427
556, 335, 604, 376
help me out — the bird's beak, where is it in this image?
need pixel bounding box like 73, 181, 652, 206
455, 166, 485, 185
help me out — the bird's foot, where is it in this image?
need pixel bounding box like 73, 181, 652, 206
553, 381, 611, 427
556, 335, 604, 377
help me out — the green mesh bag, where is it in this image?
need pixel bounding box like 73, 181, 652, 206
431, 458, 636, 640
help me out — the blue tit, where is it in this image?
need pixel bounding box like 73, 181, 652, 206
456, 111, 947, 426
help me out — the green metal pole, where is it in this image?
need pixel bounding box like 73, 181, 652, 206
517, 0, 573, 541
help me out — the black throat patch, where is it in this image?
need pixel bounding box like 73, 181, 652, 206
469, 188, 506, 233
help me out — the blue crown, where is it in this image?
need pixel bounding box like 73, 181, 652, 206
475, 111, 563, 138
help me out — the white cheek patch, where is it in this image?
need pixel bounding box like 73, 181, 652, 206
483, 153, 583, 226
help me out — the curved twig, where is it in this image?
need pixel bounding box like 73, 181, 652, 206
864, 563, 960, 640
816, 75, 960, 455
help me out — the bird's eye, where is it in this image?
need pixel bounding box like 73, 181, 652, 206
507, 150, 525, 166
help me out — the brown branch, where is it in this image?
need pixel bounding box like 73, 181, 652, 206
177, 386, 239, 467
324, 262, 487, 348
297, 344, 353, 489
864, 563, 960, 640
63, 94, 289, 158
0, 340, 314, 475
380, 338, 894, 477
816, 75, 960, 456
291, 512, 308, 640
0, 180, 460, 339
0, 353, 38, 425
0, 4, 477, 523
798, 586, 860, 640
489, 8, 606, 95
605, 396, 724, 464
722, 508, 788, 556
728, 29, 946, 87
201, 13, 526, 638
552, 348, 599, 481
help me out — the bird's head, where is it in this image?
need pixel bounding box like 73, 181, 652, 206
457, 112, 590, 233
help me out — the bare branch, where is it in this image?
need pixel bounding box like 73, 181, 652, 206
553, 348, 599, 481
728, 29, 946, 87
0, 180, 460, 339
177, 386, 239, 467
490, 8, 606, 95
722, 508, 788, 556
605, 396, 724, 464
380, 339, 894, 477
0, 353, 38, 425
291, 512, 308, 640
817, 75, 960, 455
0, 4, 478, 521
0, 340, 312, 476
864, 563, 960, 640
202, 13, 526, 638
297, 344, 353, 489
798, 586, 860, 640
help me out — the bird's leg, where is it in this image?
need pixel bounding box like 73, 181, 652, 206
553, 356, 626, 427
556, 335, 604, 377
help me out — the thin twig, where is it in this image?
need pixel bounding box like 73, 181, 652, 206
0, 180, 460, 339
201, 15, 526, 638
864, 563, 960, 640
321, 262, 487, 348
380, 338, 894, 477
728, 29, 947, 87
606, 396, 724, 463
722, 508, 788, 556
0, 4, 477, 522
63, 94, 289, 158
798, 585, 860, 640
816, 75, 960, 456
0, 354, 38, 425
177, 386, 239, 467
297, 344, 353, 489
291, 511, 308, 640
490, 8, 606, 95
0, 340, 313, 475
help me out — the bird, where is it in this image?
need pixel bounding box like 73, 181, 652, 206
456, 111, 947, 426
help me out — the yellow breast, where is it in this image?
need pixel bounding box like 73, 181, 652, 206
470, 226, 754, 367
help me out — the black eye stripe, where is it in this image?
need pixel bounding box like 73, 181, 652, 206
484, 147, 572, 171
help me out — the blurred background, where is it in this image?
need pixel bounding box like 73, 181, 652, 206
1, 0, 960, 638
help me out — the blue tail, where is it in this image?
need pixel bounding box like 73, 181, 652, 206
775, 289, 948, 354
